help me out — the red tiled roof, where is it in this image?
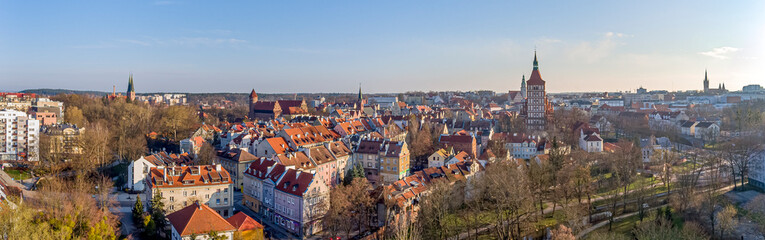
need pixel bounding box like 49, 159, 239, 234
527, 69, 545, 85
275, 152, 315, 170
147, 165, 232, 189
226, 212, 264, 232
309, 145, 337, 165
245, 157, 277, 180
166, 202, 236, 236
275, 168, 315, 197
265, 137, 293, 154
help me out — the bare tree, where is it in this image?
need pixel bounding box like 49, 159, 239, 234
722, 136, 763, 189
477, 161, 534, 239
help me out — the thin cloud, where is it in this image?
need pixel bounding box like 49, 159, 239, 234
699, 47, 740, 59
118, 39, 152, 46
153, 1, 178, 5
565, 32, 629, 63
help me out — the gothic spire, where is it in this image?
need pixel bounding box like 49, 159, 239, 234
127, 73, 134, 93
705, 69, 708, 81
533, 51, 539, 70
358, 83, 363, 101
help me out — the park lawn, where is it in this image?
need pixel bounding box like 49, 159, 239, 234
442, 209, 499, 236
595, 175, 660, 198
5, 168, 31, 180
672, 161, 701, 174
591, 183, 670, 209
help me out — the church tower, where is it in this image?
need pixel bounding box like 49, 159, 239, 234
522, 51, 553, 131
356, 84, 365, 112
127, 73, 135, 102
703, 69, 709, 93
520, 74, 527, 99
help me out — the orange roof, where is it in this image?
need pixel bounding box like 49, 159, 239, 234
226, 212, 264, 232
147, 165, 232, 189
265, 137, 293, 154
167, 202, 236, 236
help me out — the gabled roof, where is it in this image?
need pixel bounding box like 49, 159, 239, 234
275, 168, 315, 197
217, 148, 258, 163
308, 145, 337, 165
226, 212, 264, 232
245, 157, 277, 180
265, 137, 293, 154
327, 141, 351, 157
147, 165, 232, 189
166, 202, 236, 236
275, 152, 315, 170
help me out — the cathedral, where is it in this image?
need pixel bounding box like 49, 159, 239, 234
703, 70, 726, 94
519, 52, 554, 131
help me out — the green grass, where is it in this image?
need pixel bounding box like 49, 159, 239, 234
595, 175, 660, 198
5, 168, 31, 180
672, 161, 701, 174
587, 207, 684, 239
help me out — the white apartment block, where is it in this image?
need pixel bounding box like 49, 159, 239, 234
0, 109, 40, 161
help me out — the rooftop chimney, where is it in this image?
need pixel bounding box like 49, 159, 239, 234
215, 164, 222, 171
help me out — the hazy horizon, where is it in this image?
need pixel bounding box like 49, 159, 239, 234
2, 1, 764, 93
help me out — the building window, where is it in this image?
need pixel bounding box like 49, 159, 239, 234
216, 199, 221, 205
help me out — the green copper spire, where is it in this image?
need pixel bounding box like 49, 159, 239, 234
127, 73, 135, 93
533, 51, 539, 70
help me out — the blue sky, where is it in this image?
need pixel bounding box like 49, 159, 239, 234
1, 1, 764, 93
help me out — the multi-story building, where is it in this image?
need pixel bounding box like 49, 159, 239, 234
438, 130, 477, 158
145, 164, 235, 217
0, 109, 40, 161
747, 150, 765, 191
273, 168, 329, 238
303, 145, 340, 187
378, 141, 410, 185
32, 112, 57, 126
216, 148, 259, 190
325, 141, 352, 182
242, 157, 278, 216
355, 139, 410, 186
520, 52, 554, 131
41, 124, 84, 162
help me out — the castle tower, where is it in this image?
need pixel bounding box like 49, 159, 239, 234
127, 73, 135, 101
703, 69, 709, 92
249, 89, 258, 104
248, 89, 258, 119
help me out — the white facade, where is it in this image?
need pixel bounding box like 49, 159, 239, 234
127, 156, 159, 191
747, 150, 765, 191
0, 109, 39, 161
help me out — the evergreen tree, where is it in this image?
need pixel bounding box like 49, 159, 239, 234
132, 195, 144, 224
149, 192, 167, 235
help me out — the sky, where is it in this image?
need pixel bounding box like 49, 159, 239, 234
1, 1, 764, 94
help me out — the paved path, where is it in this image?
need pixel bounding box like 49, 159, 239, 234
575, 205, 665, 239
